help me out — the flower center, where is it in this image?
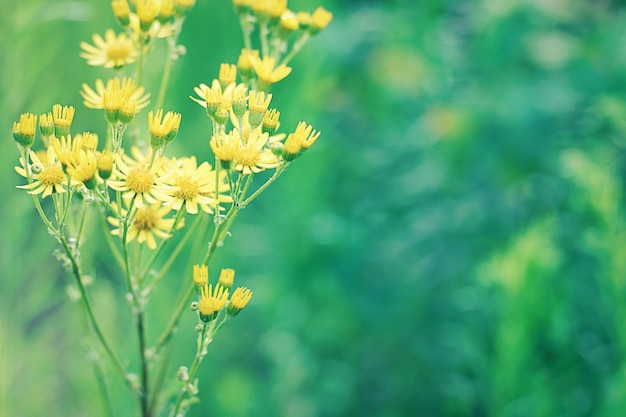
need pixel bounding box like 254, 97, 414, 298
38, 166, 65, 186
133, 207, 158, 231
174, 177, 199, 200
236, 148, 260, 167
107, 42, 132, 61
126, 168, 154, 194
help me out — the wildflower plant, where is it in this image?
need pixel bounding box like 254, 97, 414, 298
11, 1, 331, 416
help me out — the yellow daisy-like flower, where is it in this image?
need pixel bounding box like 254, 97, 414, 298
50, 134, 83, 168
81, 77, 150, 113
218, 268, 235, 289
248, 55, 292, 89
234, 126, 279, 174
283, 121, 320, 160
310, 7, 333, 32
80, 29, 138, 69
108, 202, 180, 250
199, 284, 229, 322
193, 264, 209, 289
67, 150, 99, 189
227, 287, 252, 316
210, 129, 240, 167
107, 148, 166, 206
190, 79, 237, 115
15, 147, 68, 198
154, 156, 228, 214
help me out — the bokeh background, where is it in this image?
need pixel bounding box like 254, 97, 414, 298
4, 0, 626, 416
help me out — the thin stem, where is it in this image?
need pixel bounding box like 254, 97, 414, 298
138, 311, 150, 417
241, 163, 287, 207
75, 196, 89, 247
239, 15, 253, 50
141, 209, 186, 282
59, 236, 129, 389
144, 212, 203, 295
259, 20, 270, 58
280, 31, 310, 66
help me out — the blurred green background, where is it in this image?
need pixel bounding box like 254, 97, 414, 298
5, 0, 626, 416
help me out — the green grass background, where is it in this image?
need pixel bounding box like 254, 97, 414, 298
4, 0, 626, 416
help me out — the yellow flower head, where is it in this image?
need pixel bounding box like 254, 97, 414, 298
112, 0, 131, 25
249, 55, 292, 90
97, 150, 116, 180
108, 202, 180, 249
234, 126, 278, 174
218, 268, 235, 289
39, 112, 54, 138
78, 132, 99, 152
50, 134, 82, 168
67, 150, 99, 189
154, 156, 227, 214
210, 129, 240, 168
231, 84, 249, 116
237, 49, 260, 78
219, 63, 237, 89
107, 148, 166, 207
248, 90, 272, 127
158, 0, 176, 22
199, 284, 229, 322
310, 7, 332, 33
279, 10, 299, 32
80, 29, 138, 69
149, 109, 182, 148
262, 108, 280, 134
296, 11, 311, 29
193, 264, 209, 289
191, 80, 235, 118
283, 121, 320, 160
12, 113, 37, 148
227, 287, 252, 316
52, 104, 75, 138
82, 77, 150, 114
269, 0, 287, 19
136, 0, 160, 31
15, 147, 68, 198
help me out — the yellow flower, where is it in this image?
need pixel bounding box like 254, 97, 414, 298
97, 150, 116, 180
39, 112, 54, 138
136, 0, 160, 31
78, 132, 99, 152
283, 121, 320, 160
52, 104, 75, 138
67, 150, 99, 189
210, 129, 240, 167
280, 10, 299, 32
190, 79, 236, 116
219, 63, 237, 88
193, 264, 209, 288
199, 284, 229, 322
218, 268, 235, 288
50, 134, 82, 168
15, 147, 68, 198
149, 109, 182, 148
154, 156, 226, 214
108, 202, 179, 250
107, 148, 166, 206
310, 7, 333, 32
80, 29, 138, 69
81, 77, 150, 113
227, 287, 252, 316
269, 0, 287, 19
248, 90, 272, 126
262, 108, 280, 134
12, 113, 37, 148
112, 0, 131, 25
237, 49, 260, 78
234, 126, 278, 174
248, 55, 292, 89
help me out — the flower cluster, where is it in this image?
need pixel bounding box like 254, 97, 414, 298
11, 0, 330, 416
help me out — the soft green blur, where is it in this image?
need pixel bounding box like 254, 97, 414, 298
3, 0, 626, 416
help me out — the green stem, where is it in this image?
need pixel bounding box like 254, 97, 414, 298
59, 236, 129, 390
239, 15, 253, 50
144, 212, 203, 296
241, 163, 286, 207
75, 197, 89, 248
141, 209, 186, 282
280, 31, 310, 66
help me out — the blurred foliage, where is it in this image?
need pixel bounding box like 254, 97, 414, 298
6, 0, 626, 416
